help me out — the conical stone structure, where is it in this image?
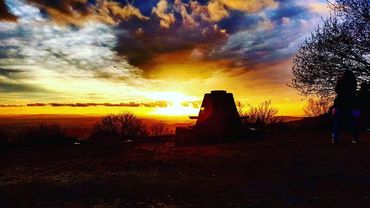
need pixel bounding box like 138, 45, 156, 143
196, 90, 243, 129
176, 90, 262, 145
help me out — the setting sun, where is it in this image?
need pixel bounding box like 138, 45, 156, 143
148, 92, 200, 116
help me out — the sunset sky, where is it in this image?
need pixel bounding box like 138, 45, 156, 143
0, 0, 329, 117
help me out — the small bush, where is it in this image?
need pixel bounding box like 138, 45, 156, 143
245, 100, 280, 128
149, 121, 173, 136
303, 98, 331, 117
90, 113, 148, 142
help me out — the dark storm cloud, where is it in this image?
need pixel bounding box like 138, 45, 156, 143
3, 0, 326, 71
112, 0, 231, 68
115, 19, 228, 67
0, 0, 17, 21
113, 0, 322, 70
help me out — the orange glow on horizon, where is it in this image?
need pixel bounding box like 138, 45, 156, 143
0, 53, 307, 118
0, 97, 306, 118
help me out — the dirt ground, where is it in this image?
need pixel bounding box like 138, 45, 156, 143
0, 131, 369, 208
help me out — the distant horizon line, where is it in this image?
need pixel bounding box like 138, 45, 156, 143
0, 101, 192, 108
0, 113, 306, 118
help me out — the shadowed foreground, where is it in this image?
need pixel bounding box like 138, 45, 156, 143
0, 131, 369, 207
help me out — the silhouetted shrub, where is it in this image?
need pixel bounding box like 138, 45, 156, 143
245, 100, 280, 128
15, 123, 71, 146
303, 98, 331, 117
149, 121, 173, 136
90, 113, 148, 142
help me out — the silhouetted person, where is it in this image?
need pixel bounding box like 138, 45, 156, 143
358, 82, 370, 130
332, 70, 359, 144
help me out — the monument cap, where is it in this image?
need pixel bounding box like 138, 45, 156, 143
211, 90, 227, 94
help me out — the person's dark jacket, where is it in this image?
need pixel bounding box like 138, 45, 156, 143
333, 75, 358, 111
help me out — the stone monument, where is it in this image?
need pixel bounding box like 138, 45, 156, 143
176, 90, 262, 145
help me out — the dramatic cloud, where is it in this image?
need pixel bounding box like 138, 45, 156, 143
1, 0, 327, 70
97, 0, 150, 24
0, 0, 330, 115
113, 0, 325, 70
0, 2, 152, 102
26, 0, 149, 25
152, 0, 176, 28
114, 23, 228, 69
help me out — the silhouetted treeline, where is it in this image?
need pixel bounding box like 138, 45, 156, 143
0, 113, 176, 148
0, 123, 74, 149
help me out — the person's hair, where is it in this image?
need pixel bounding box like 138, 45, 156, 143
342, 70, 355, 80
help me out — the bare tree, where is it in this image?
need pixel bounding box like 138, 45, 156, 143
90, 112, 148, 141
246, 100, 280, 127
116, 113, 148, 138
303, 98, 332, 117
92, 115, 119, 139
149, 121, 173, 136
292, 0, 370, 98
